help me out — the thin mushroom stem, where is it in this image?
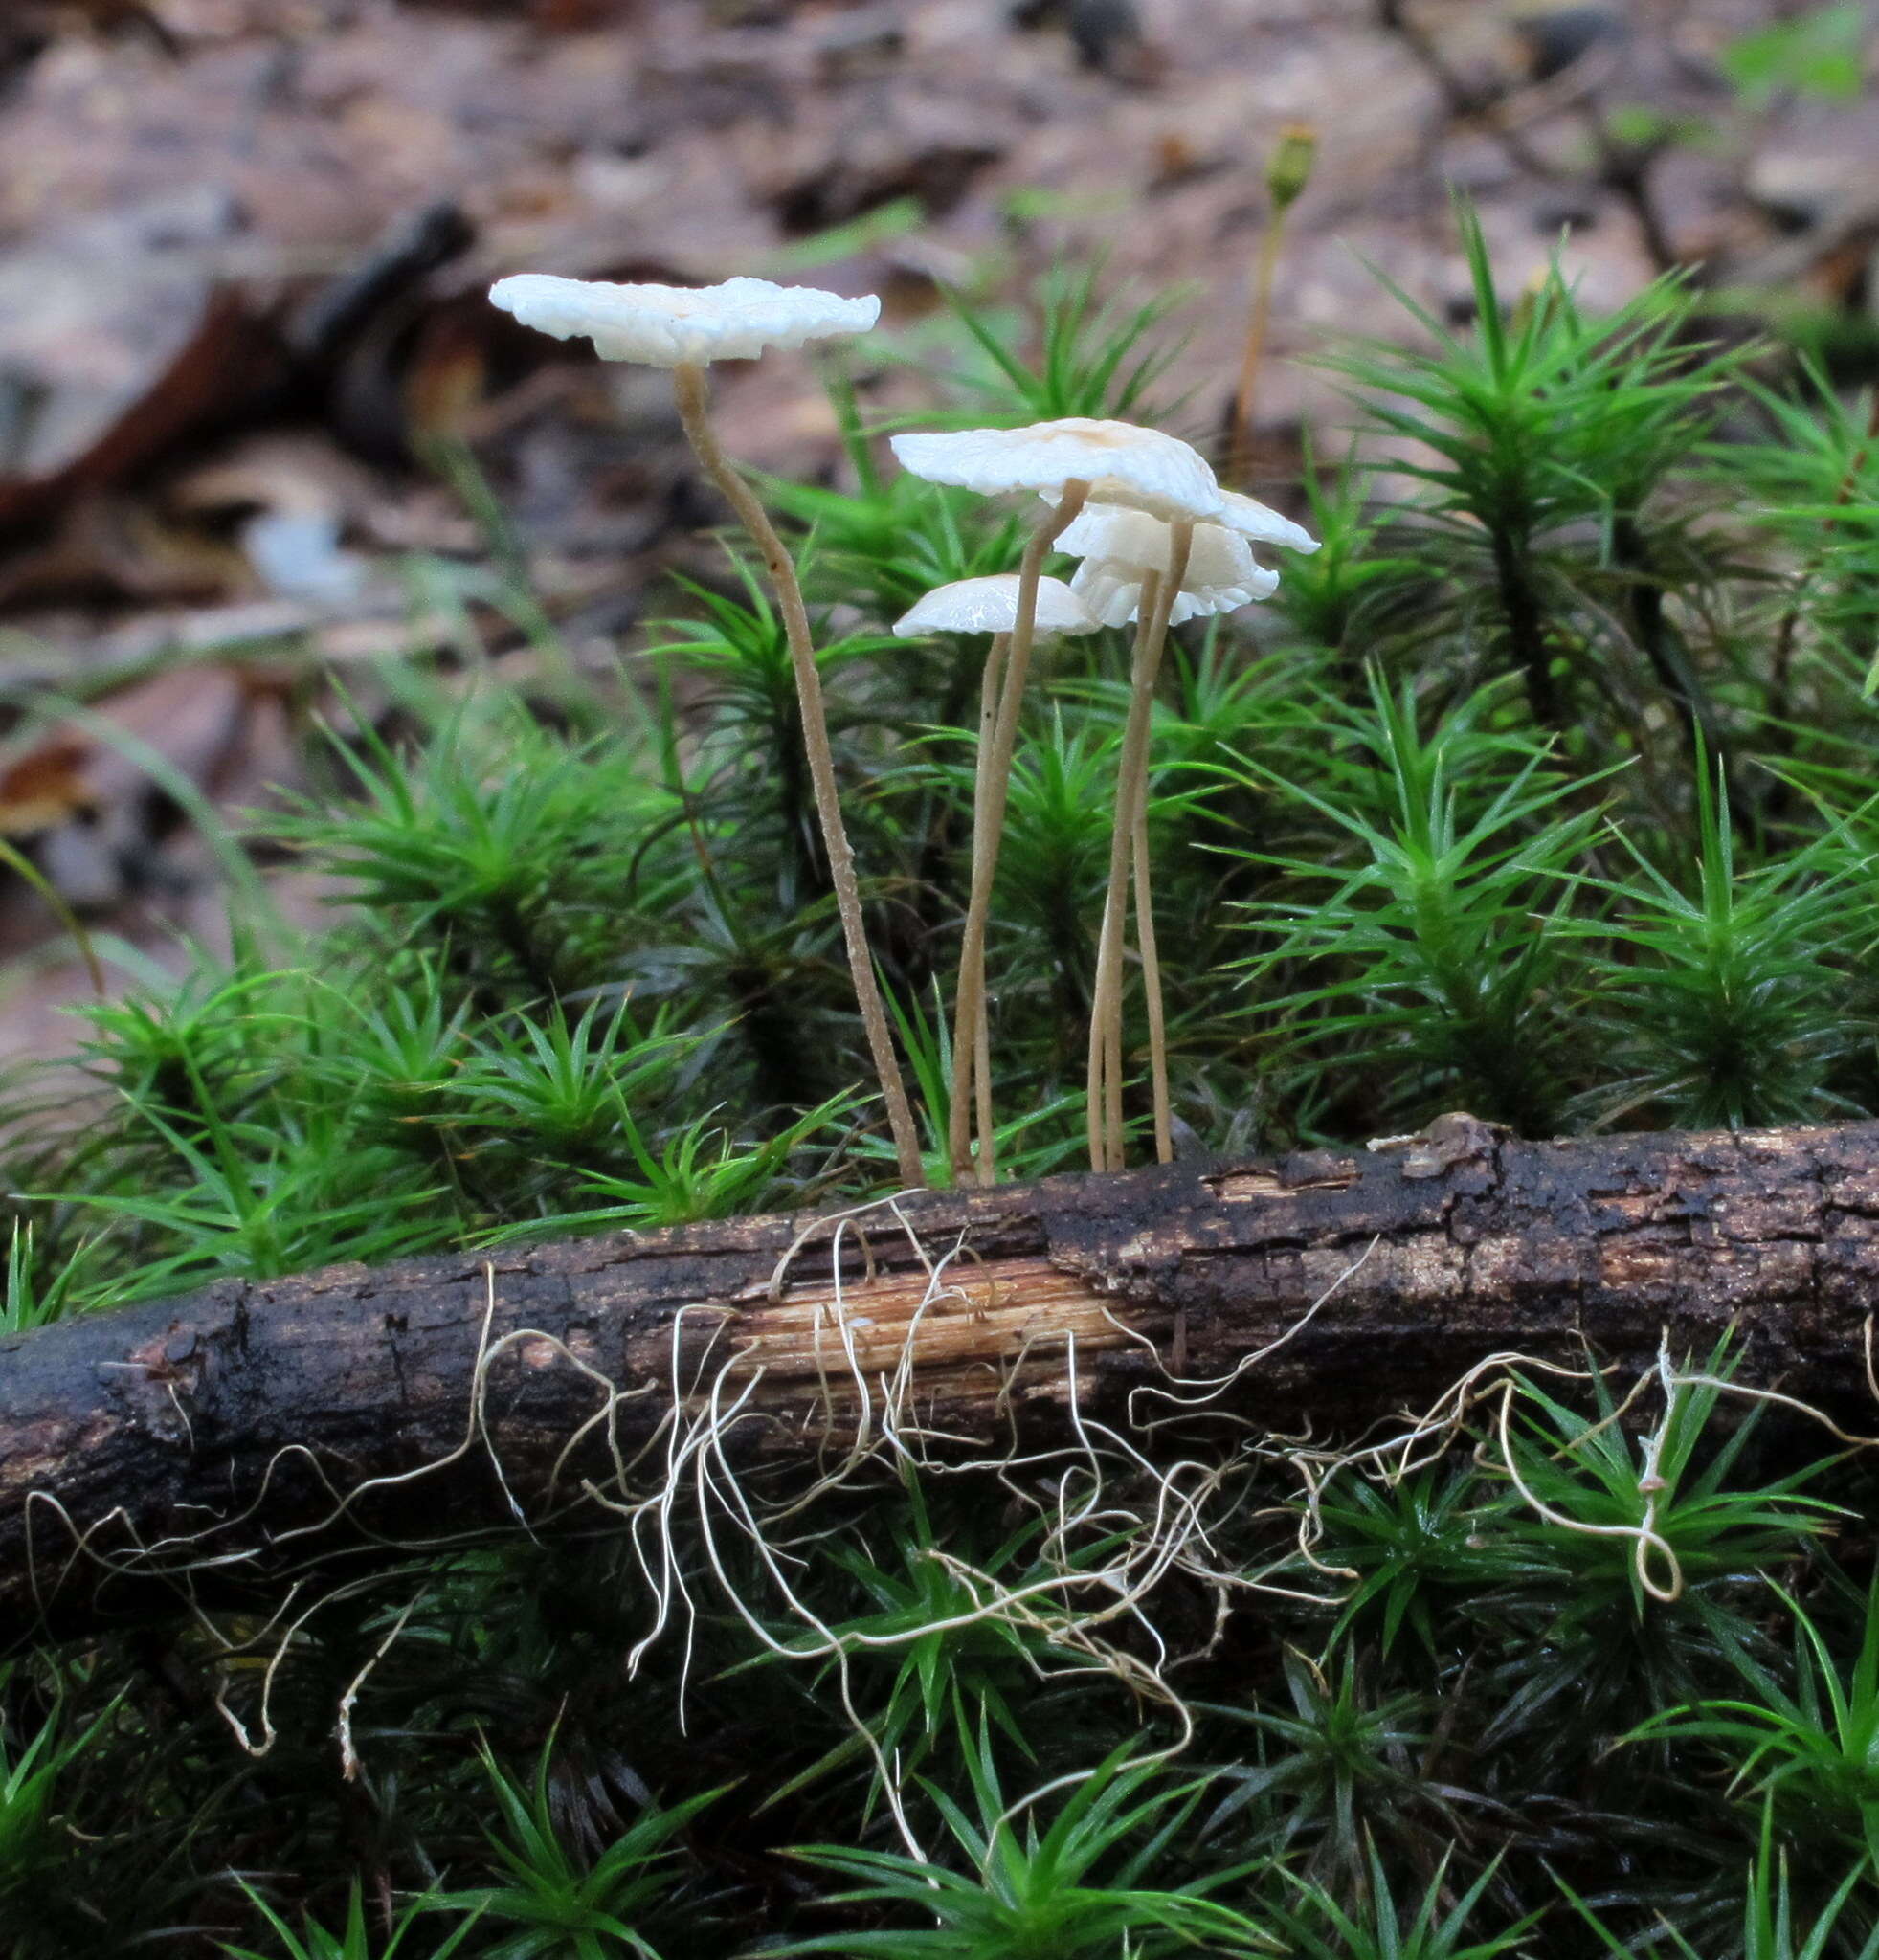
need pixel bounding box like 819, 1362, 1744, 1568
974, 987, 995, 1189
1122, 530, 1191, 1166
1125, 563, 1189, 1171
948, 480, 1090, 1186
1088, 521, 1192, 1172
1087, 574, 1162, 1173
968, 632, 1011, 1187
671, 362, 925, 1189
1132, 801, 1172, 1164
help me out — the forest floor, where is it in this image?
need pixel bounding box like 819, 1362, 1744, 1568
0, 0, 1873, 1074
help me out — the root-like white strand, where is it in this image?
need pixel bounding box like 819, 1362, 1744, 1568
31, 1191, 1871, 1832
337, 1590, 425, 1781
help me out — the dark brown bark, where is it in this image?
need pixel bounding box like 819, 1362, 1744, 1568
6, 1117, 1879, 1644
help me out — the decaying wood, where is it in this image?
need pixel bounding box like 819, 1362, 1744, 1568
5, 1117, 1879, 1643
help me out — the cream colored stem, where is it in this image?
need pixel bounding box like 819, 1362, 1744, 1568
1124, 530, 1191, 1164
1085, 892, 1111, 1173
1086, 576, 1160, 1173
1108, 618, 1170, 1167
672, 363, 925, 1189
969, 634, 1011, 1187
974, 987, 995, 1189
948, 480, 1089, 1185
1087, 521, 1191, 1172
1132, 802, 1172, 1164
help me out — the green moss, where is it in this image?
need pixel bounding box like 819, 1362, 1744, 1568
7, 218, 1879, 1956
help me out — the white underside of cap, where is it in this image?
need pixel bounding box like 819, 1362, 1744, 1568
1071, 558, 1280, 628
1058, 507, 1262, 588
892, 573, 1098, 638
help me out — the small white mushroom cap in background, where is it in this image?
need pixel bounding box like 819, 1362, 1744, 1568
892, 574, 1098, 639
1071, 559, 1280, 629
1058, 506, 1279, 628
1057, 506, 1261, 584
1215, 487, 1319, 555
889, 418, 1222, 523
488, 273, 881, 367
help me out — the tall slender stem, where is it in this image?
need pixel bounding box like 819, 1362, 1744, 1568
1132, 802, 1172, 1163
1087, 580, 1160, 1174
948, 480, 1089, 1185
967, 633, 1011, 1188
1087, 520, 1191, 1172
672, 362, 925, 1189
1126, 534, 1191, 1167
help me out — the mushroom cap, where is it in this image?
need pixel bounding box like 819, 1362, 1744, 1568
1215, 487, 1319, 554
1069, 556, 1280, 630
488, 273, 881, 367
892, 574, 1097, 639
1058, 506, 1261, 587
889, 418, 1221, 523
1058, 506, 1279, 626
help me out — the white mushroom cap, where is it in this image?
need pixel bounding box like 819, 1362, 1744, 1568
1058, 506, 1280, 627
1058, 506, 1259, 584
1070, 558, 1280, 629
1215, 487, 1319, 554
889, 418, 1222, 523
892, 574, 1098, 639
488, 273, 881, 367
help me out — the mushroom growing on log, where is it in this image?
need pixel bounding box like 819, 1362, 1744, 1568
4, 1117, 1878, 1645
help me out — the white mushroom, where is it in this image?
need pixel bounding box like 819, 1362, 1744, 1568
490, 269, 924, 1187
1059, 507, 1279, 628
1055, 498, 1312, 1167
1074, 561, 1279, 629
888, 419, 1222, 1183
488, 273, 880, 368
891, 574, 1096, 1187
996, 505, 1196, 1169
890, 418, 1222, 523
891, 574, 1098, 640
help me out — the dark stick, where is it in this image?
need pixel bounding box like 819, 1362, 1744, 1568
8, 1119, 1879, 1643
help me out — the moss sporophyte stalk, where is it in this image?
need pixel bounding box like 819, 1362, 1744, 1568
1228, 119, 1318, 487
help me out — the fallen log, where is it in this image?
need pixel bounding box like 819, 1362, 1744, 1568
5, 1116, 1879, 1644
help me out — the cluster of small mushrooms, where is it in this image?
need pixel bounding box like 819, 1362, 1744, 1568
489, 272, 1317, 1191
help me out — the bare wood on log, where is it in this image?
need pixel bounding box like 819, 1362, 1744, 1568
5, 1120, 1879, 1643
